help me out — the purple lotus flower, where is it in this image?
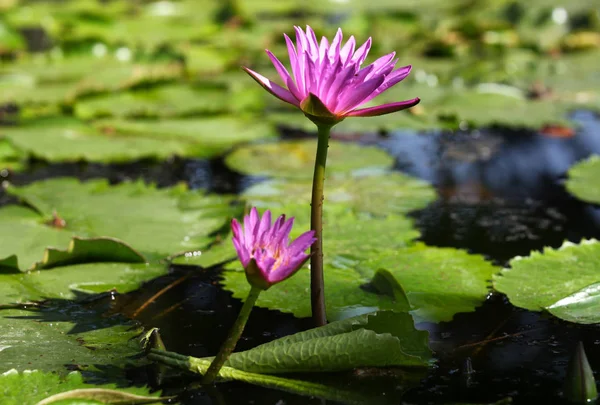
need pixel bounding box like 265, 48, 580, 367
231, 207, 317, 290
243, 25, 420, 125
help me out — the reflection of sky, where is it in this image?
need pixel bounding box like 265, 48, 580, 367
378, 111, 600, 202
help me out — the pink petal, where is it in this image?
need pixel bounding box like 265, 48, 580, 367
323, 64, 356, 108
345, 98, 421, 117
256, 209, 272, 244
294, 26, 308, 57
335, 76, 385, 114
273, 217, 295, 246
232, 238, 251, 267
266, 50, 300, 101
305, 26, 320, 60
242, 67, 300, 107
231, 219, 244, 244
269, 255, 309, 284
339, 35, 356, 65
319, 36, 329, 63
245, 207, 260, 244
284, 34, 305, 98
360, 65, 412, 105
351, 37, 372, 66
287, 230, 317, 255
328, 28, 343, 61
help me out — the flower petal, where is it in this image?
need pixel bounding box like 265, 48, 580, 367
328, 28, 343, 62
284, 33, 305, 98
359, 65, 412, 105
242, 66, 300, 107
339, 35, 356, 65
346, 97, 420, 117
305, 26, 320, 60
269, 255, 310, 284
266, 50, 300, 101
351, 37, 372, 66
288, 230, 317, 255
256, 209, 272, 244
232, 237, 251, 267
335, 76, 385, 114
231, 218, 244, 244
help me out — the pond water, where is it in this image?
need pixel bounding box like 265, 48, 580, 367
2, 111, 598, 404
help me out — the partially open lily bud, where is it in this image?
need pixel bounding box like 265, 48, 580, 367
231, 207, 316, 290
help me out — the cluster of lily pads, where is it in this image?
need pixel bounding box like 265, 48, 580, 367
1, 1, 600, 404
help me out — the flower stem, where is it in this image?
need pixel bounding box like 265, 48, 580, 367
202, 285, 262, 384
310, 124, 331, 327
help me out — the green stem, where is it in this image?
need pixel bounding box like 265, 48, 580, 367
310, 124, 331, 327
202, 285, 262, 384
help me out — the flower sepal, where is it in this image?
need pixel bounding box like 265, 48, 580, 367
300, 93, 344, 127
244, 258, 271, 290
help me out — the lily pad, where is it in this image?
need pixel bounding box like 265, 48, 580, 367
0, 301, 143, 375
225, 139, 395, 179
0, 138, 25, 172
0, 370, 163, 405
74, 83, 231, 119
222, 311, 431, 373
566, 155, 600, 204
358, 243, 497, 323
0, 116, 276, 163
0, 56, 183, 106
6, 178, 237, 262
243, 171, 437, 216
494, 239, 600, 323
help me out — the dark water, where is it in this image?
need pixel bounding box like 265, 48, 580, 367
1, 111, 600, 404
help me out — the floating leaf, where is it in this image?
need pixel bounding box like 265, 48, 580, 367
36, 388, 166, 405
547, 283, 600, 324
0, 57, 182, 106
222, 311, 431, 373
0, 370, 161, 405
74, 84, 231, 119
359, 244, 497, 323
243, 171, 436, 216
566, 155, 600, 204
225, 139, 395, 179
0, 301, 143, 375
0, 116, 276, 163
6, 178, 237, 262
31, 237, 146, 271
494, 240, 600, 323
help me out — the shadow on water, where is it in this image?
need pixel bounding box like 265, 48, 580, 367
1, 112, 600, 404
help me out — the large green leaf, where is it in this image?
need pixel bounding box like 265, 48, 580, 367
0, 56, 182, 106
6, 178, 237, 262
0, 301, 143, 375
0, 116, 276, 163
222, 311, 431, 373
243, 172, 437, 216
0, 138, 24, 172
1, 370, 163, 405
224, 139, 395, 179
74, 84, 232, 119
358, 243, 497, 323
566, 155, 600, 204
494, 239, 600, 324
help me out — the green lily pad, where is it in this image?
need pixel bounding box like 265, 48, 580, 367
225, 139, 395, 179
0, 116, 276, 162
0, 56, 182, 106
0, 138, 25, 172
546, 282, 600, 324
494, 239, 600, 323
0, 370, 163, 405
358, 243, 497, 323
0, 301, 143, 375
6, 178, 237, 262
74, 83, 231, 120
566, 155, 600, 204
243, 172, 437, 216
222, 311, 431, 373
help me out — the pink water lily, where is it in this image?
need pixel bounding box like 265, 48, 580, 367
232, 207, 316, 290
243, 25, 420, 125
